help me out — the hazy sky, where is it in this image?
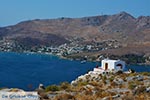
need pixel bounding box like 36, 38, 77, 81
0, 0, 150, 26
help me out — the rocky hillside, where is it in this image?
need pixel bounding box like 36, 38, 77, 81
1, 72, 149, 100
35, 72, 150, 100
0, 12, 150, 44
0, 11, 150, 57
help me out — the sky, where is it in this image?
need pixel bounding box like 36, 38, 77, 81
0, 0, 150, 27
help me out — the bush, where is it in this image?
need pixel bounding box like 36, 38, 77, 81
116, 70, 123, 75
45, 85, 60, 92
39, 93, 49, 99
141, 72, 150, 76
122, 94, 134, 100
135, 86, 146, 95
54, 94, 75, 100
109, 76, 114, 82
60, 82, 70, 90
102, 75, 107, 84
77, 81, 88, 86
89, 81, 99, 86
102, 75, 107, 81
128, 82, 136, 90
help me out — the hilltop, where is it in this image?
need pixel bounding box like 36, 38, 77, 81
0, 12, 150, 64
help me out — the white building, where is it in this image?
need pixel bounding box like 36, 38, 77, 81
93, 59, 125, 74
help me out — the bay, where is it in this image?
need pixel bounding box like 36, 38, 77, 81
0, 52, 149, 90
0, 52, 96, 90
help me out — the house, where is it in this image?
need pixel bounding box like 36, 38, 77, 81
101, 59, 125, 71
93, 59, 125, 74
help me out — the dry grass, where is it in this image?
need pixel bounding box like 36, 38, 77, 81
75, 94, 97, 100
39, 73, 150, 100
54, 94, 75, 100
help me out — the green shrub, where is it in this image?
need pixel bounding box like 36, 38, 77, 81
102, 75, 107, 80
77, 81, 88, 86
102, 75, 107, 84
128, 82, 137, 90
109, 76, 114, 82
140, 72, 150, 76
45, 85, 60, 92
129, 84, 136, 90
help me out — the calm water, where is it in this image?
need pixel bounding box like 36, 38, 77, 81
0, 52, 96, 90
0, 52, 150, 90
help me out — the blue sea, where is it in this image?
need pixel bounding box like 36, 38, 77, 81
0, 52, 150, 90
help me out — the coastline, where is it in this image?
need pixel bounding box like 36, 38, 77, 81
0, 51, 150, 99
0, 50, 150, 66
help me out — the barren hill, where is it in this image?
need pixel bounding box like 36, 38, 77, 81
0, 12, 150, 57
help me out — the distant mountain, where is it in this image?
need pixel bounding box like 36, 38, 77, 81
0, 12, 150, 55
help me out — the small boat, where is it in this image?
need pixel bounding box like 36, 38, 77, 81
81, 60, 86, 64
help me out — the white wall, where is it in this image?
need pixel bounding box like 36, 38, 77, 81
102, 59, 125, 71
102, 60, 115, 70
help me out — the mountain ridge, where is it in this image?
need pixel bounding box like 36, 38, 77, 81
0, 11, 150, 57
